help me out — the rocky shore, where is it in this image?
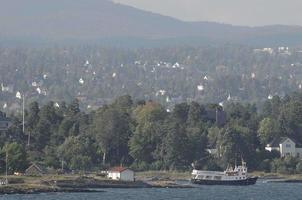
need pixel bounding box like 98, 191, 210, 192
254, 172, 302, 183
54, 176, 193, 189
0, 175, 193, 195
0, 185, 103, 195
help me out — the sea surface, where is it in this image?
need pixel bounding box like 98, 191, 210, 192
1, 181, 302, 200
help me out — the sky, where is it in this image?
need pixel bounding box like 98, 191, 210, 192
113, 0, 302, 26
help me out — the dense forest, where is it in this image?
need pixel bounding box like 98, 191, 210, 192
2, 92, 302, 174
1, 45, 302, 114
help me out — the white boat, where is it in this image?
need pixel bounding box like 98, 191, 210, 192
191, 161, 258, 186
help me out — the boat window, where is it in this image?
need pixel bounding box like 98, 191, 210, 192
205, 176, 211, 179
214, 176, 222, 180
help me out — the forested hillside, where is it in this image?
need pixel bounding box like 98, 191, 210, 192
1, 45, 302, 113
2, 93, 302, 174
1, 0, 302, 46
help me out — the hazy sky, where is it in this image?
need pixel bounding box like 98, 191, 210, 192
113, 0, 301, 26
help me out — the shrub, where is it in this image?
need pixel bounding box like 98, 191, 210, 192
296, 161, 302, 173
271, 157, 299, 174
258, 159, 271, 172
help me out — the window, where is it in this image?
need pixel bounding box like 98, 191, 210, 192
197, 175, 204, 179
286, 144, 291, 148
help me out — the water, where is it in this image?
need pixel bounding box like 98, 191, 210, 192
1, 182, 302, 200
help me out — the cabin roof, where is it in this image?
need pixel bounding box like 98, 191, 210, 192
26, 163, 47, 174
109, 167, 131, 173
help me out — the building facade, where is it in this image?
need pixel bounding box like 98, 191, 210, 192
107, 167, 134, 182
265, 137, 302, 157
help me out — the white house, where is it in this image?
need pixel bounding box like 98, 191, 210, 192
107, 167, 134, 182
265, 137, 302, 157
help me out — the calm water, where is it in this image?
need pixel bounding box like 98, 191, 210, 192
1, 181, 302, 200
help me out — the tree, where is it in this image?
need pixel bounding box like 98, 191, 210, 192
44, 146, 60, 168
32, 119, 52, 150
0, 117, 26, 146
258, 118, 279, 145
66, 99, 80, 117
1, 143, 27, 173
58, 135, 97, 171
218, 126, 246, 166
94, 107, 132, 165
112, 95, 133, 112
129, 102, 166, 164
162, 120, 191, 170
26, 101, 40, 133
186, 102, 208, 163
278, 100, 302, 140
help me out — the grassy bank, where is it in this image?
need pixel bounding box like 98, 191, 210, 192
136, 171, 191, 181
250, 171, 302, 180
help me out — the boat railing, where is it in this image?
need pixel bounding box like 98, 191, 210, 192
192, 170, 224, 175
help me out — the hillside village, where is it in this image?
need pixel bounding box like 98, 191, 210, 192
1, 45, 302, 114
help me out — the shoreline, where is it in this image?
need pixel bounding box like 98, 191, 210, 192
250, 172, 302, 183
0, 186, 104, 195
0, 174, 193, 195
3, 171, 302, 195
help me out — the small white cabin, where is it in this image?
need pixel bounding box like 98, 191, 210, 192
107, 167, 134, 182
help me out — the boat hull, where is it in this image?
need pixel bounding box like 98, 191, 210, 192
191, 177, 258, 186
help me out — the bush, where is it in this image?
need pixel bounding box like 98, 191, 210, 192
150, 161, 164, 171
258, 159, 271, 172
271, 157, 299, 174
296, 161, 302, 173
131, 161, 149, 171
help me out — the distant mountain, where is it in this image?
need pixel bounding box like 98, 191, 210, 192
1, 0, 302, 46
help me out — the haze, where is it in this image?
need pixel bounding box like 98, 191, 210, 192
113, 0, 302, 26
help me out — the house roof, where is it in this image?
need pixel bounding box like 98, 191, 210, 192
26, 163, 47, 174
267, 137, 302, 148
109, 167, 131, 173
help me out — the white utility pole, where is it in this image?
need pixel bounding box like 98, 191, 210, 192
22, 94, 25, 133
